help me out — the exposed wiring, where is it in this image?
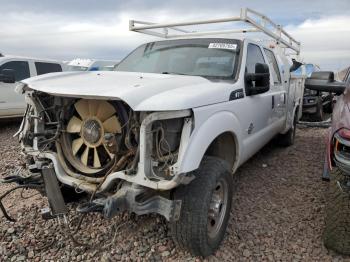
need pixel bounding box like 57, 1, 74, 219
20, 188, 40, 199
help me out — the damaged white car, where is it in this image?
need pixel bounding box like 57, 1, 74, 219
1, 8, 306, 256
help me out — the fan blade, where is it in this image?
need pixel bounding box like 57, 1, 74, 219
96, 101, 116, 121
67, 116, 82, 133
81, 146, 89, 166
103, 115, 122, 133
88, 100, 99, 117
72, 138, 84, 155
103, 144, 115, 159
93, 148, 101, 168
75, 99, 90, 119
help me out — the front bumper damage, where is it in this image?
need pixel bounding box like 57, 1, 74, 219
1, 93, 194, 223
0, 166, 181, 223
78, 183, 182, 222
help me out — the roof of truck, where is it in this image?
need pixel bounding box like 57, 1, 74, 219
140, 36, 278, 54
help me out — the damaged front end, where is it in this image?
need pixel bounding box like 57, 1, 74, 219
1, 89, 194, 222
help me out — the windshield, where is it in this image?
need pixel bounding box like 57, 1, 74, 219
115, 38, 240, 79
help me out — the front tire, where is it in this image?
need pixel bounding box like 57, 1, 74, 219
323, 168, 350, 254
170, 157, 233, 257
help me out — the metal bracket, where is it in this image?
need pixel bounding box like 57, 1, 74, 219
41, 166, 68, 216
101, 184, 182, 222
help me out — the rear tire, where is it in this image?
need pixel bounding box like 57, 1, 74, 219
170, 157, 233, 257
278, 110, 297, 147
323, 168, 350, 254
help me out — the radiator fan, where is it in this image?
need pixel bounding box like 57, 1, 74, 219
60, 99, 122, 175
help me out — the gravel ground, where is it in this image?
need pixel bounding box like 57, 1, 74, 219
0, 120, 350, 261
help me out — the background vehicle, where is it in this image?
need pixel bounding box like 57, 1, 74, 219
298, 64, 333, 121
67, 58, 119, 71
305, 70, 349, 254
0, 54, 65, 118
2, 8, 306, 257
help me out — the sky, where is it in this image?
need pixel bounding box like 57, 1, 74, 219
0, 0, 349, 71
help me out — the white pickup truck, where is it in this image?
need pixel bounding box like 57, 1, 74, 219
5, 8, 305, 256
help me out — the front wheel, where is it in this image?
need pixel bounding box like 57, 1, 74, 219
170, 157, 233, 257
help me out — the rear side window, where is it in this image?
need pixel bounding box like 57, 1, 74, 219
0, 61, 30, 81
264, 49, 281, 84
35, 62, 62, 75
245, 44, 265, 74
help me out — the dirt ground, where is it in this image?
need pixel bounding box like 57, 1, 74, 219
0, 120, 349, 261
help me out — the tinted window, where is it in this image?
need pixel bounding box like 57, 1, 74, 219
246, 44, 265, 74
35, 62, 62, 75
0, 61, 30, 81
264, 49, 281, 84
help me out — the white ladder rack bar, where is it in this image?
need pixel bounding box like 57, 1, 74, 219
129, 8, 300, 55
242, 8, 300, 54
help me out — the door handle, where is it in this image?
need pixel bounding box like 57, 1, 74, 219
272, 96, 275, 109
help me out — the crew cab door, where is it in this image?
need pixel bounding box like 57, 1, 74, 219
0, 60, 30, 117
263, 48, 286, 124
240, 43, 276, 160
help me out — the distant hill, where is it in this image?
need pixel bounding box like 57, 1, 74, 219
337, 67, 349, 81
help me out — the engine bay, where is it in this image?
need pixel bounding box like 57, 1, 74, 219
20, 91, 185, 182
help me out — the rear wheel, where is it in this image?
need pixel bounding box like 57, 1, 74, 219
170, 157, 233, 257
323, 168, 350, 254
278, 110, 297, 147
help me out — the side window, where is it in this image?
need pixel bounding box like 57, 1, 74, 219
35, 62, 62, 75
246, 43, 265, 74
264, 49, 281, 84
0, 61, 30, 81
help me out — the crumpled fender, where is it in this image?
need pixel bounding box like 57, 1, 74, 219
178, 111, 242, 173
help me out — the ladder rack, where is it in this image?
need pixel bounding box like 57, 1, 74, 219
129, 8, 301, 55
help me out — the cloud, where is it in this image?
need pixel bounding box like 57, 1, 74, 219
0, 1, 349, 70
287, 16, 350, 70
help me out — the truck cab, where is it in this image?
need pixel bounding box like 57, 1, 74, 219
0, 55, 65, 118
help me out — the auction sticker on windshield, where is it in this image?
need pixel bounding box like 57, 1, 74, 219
208, 43, 237, 50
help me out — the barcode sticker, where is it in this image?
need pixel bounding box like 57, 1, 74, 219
208, 43, 237, 50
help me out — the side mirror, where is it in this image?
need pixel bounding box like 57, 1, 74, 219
0, 69, 16, 83
305, 71, 346, 96
245, 63, 270, 96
